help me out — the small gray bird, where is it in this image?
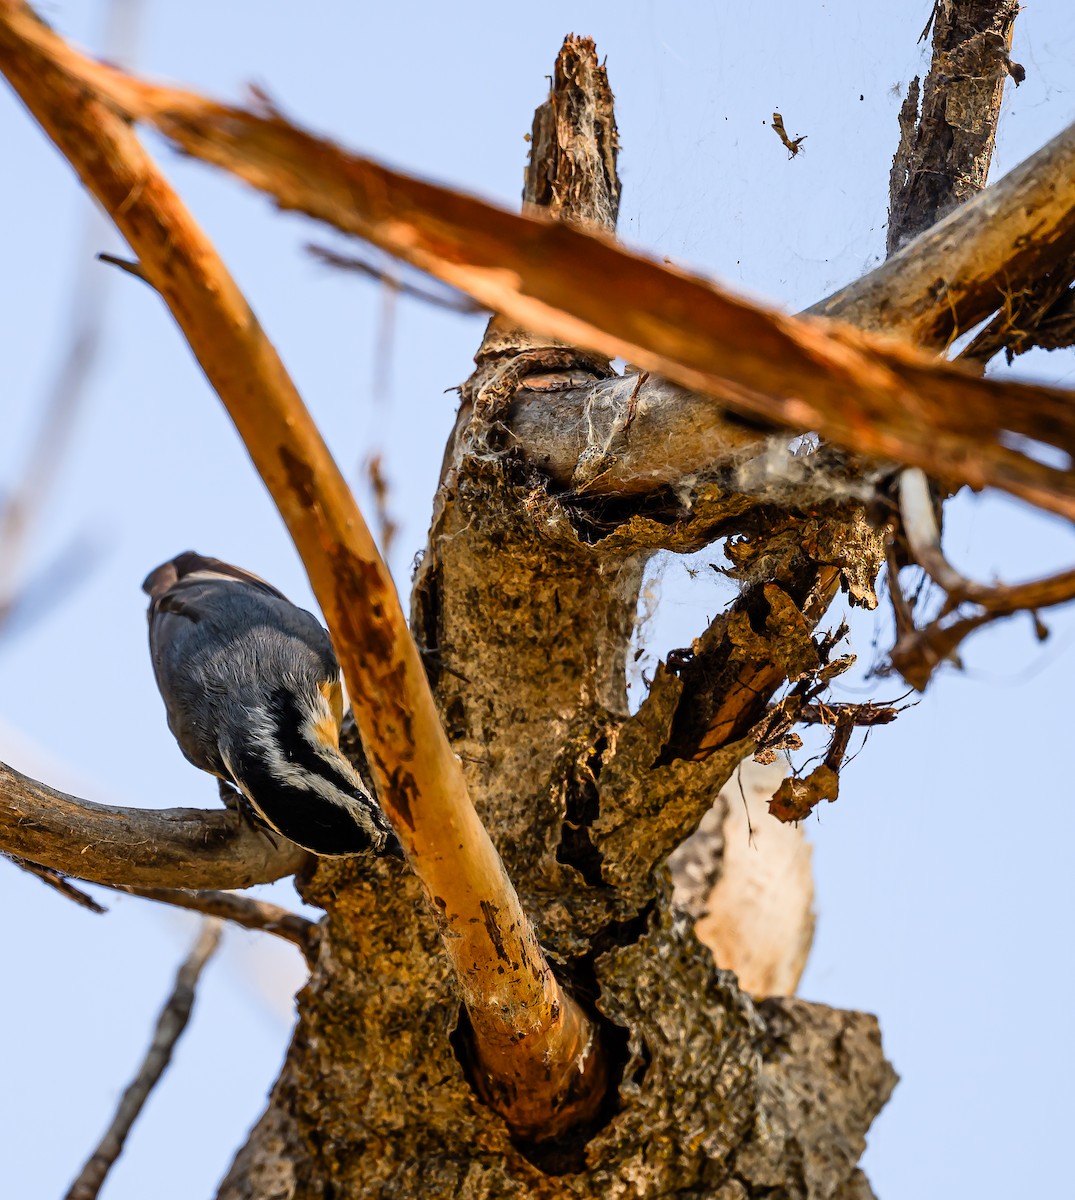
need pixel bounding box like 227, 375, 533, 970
143, 551, 400, 858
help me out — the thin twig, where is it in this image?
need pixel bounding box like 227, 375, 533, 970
890, 466, 1075, 688
364, 453, 398, 559
796, 702, 902, 728
116, 885, 318, 963
97, 251, 149, 284
0, 0, 142, 634
4, 853, 107, 913
64, 918, 222, 1200
307, 244, 485, 313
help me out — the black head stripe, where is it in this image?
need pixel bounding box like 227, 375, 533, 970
269, 688, 349, 781
224, 688, 393, 857
229, 739, 388, 856
247, 781, 384, 856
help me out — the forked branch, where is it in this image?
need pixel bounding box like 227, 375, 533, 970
890, 467, 1075, 688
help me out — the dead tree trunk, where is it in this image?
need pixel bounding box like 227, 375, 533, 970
213, 40, 895, 1200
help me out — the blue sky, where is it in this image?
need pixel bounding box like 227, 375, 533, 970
2, 2, 1074, 1195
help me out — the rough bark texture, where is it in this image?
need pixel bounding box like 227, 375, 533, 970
0, 761, 308, 889
887, 0, 1021, 255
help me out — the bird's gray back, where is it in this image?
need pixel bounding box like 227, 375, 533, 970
148, 578, 338, 775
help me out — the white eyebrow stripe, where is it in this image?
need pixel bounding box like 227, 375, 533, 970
238, 701, 382, 831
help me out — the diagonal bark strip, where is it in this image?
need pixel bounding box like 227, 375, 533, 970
9, 20, 1075, 515
0, 0, 603, 1140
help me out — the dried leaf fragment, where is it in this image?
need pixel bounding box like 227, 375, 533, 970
769, 764, 840, 824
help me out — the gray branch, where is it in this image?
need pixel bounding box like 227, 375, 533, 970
503, 117, 1075, 510
0, 760, 309, 890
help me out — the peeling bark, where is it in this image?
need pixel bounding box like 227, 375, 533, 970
10, 10, 1075, 517
673, 761, 816, 1000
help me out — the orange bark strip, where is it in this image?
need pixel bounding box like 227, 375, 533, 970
0, 0, 601, 1139
12, 23, 1075, 517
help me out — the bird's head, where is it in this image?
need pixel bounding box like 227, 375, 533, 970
222, 682, 402, 859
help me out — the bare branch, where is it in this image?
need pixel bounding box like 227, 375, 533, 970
523, 38, 620, 229
5, 842, 317, 956
796, 701, 901, 728
116, 885, 318, 963
306, 243, 485, 314
889, 467, 1075, 688
0, 760, 309, 889
470, 34, 621, 395
0, 3, 604, 1139
811, 110, 1075, 352
883, 2, 1075, 370
65, 919, 222, 1200
503, 371, 770, 498
876, 4, 1054, 688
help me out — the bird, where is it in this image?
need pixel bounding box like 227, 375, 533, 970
142, 551, 401, 858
